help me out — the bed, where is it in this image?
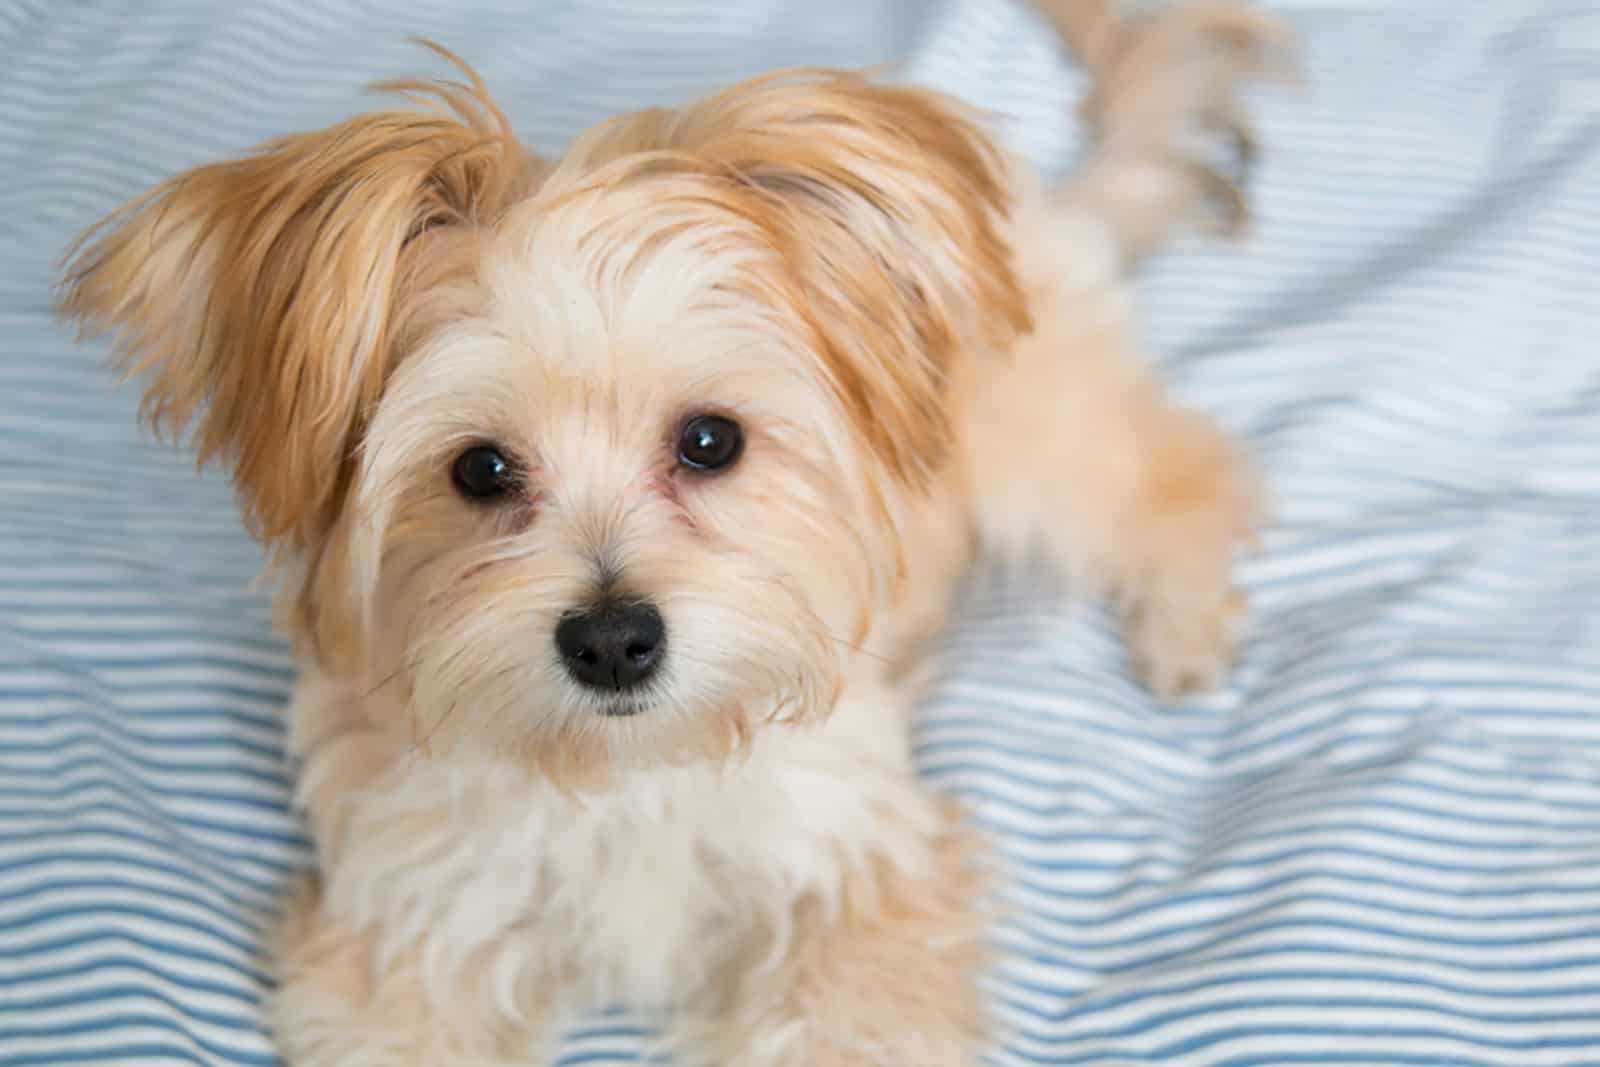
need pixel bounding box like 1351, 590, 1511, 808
3, 0, 1599, 1063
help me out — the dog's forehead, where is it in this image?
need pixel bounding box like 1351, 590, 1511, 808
377, 191, 831, 459
473, 187, 784, 385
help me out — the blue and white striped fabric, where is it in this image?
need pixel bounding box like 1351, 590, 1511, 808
3, 0, 1599, 1064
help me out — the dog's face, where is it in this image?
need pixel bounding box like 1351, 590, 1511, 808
356, 179, 924, 779
61, 56, 1028, 785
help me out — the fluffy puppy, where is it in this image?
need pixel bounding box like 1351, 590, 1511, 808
60, 2, 1291, 1063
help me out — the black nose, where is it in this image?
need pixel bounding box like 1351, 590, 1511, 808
554, 601, 666, 692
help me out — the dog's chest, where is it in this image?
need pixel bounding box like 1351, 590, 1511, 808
330, 736, 895, 1009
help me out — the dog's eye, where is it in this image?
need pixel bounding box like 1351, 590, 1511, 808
451, 444, 516, 500
677, 414, 743, 472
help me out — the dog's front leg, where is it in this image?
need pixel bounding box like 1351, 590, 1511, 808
683, 800, 990, 1067
270, 876, 562, 1067
960, 294, 1266, 699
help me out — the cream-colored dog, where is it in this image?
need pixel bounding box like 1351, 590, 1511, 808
60, 2, 1290, 1063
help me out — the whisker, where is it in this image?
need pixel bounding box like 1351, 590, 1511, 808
812, 629, 897, 667
408, 697, 465, 756
363, 663, 410, 700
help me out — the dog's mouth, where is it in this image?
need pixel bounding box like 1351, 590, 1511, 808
597, 700, 650, 718
585, 685, 661, 719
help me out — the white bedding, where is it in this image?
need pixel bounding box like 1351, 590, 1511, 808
3, 1, 1600, 1063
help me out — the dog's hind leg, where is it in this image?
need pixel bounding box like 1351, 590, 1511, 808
1036, 0, 1297, 266
961, 1, 1293, 697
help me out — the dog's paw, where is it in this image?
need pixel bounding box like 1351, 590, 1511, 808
1081, 0, 1298, 235
1123, 425, 1266, 701
1130, 577, 1250, 700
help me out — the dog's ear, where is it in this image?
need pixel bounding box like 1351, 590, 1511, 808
59, 47, 529, 551
679, 71, 1032, 486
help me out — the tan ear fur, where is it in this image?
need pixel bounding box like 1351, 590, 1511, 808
58, 45, 530, 551
667, 70, 1032, 486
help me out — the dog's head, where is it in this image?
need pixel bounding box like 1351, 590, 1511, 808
60, 50, 1028, 786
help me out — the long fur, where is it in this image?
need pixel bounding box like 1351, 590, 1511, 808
59, 5, 1292, 1064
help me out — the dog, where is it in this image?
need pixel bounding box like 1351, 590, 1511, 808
59, 2, 1291, 1063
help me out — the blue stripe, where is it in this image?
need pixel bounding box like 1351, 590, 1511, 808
0, 989, 262, 1033
0, 755, 293, 792
1008, 912, 1600, 960
10, 1044, 226, 1067
6, 957, 267, 1005
0, 931, 275, 988
0, 1020, 276, 1067
0, 827, 300, 883
0, 851, 284, 897
0, 905, 265, 957
1031, 1026, 1600, 1066
1043, 968, 1600, 1019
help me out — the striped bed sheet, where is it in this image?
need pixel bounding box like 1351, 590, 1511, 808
2, 0, 1599, 1064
